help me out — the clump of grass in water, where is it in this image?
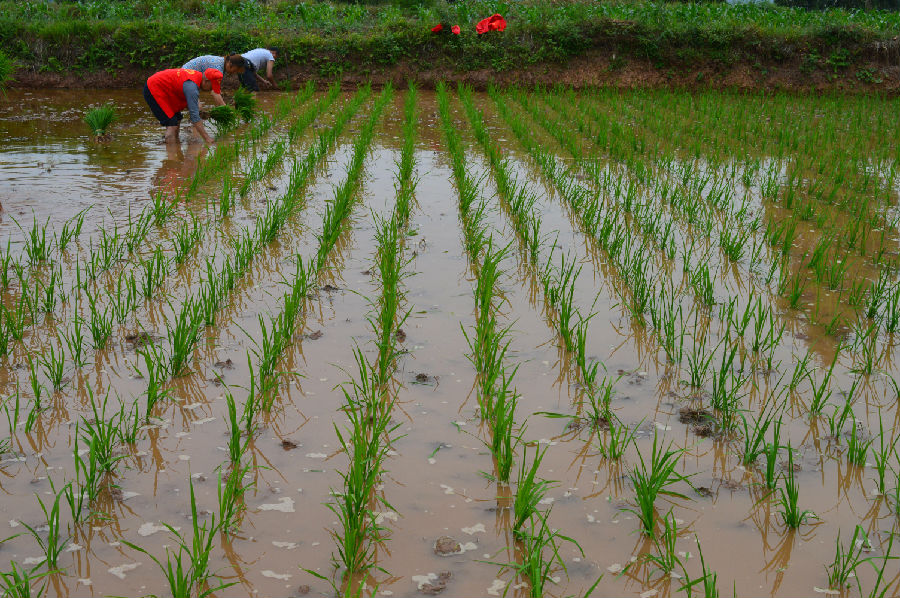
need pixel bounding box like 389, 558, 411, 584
83, 104, 116, 140
233, 86, 256, 122
207, 105, 237, 133
627, 433, 691, 537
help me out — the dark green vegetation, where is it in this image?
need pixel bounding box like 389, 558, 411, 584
1, 0, 898, 85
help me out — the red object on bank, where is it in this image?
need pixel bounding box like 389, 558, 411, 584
431, 23, 443, 33
451, 25, 461, 35
476, 14, 506, 34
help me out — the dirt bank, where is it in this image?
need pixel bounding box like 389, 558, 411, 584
8, 52, 900, 94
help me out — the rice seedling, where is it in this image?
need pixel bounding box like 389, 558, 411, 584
486, 510, 593, 598
233, 86, 256, 122
513, 444, 554, 539
867, 532, 897, 598
138, 343, 169, 418
83, 103, 116, 139
488, 370, 519, 483
777, 446, 815, 528
597, 415, 638, 460
739, 407, 773, 466
124, 479, 232, 597
327, 349, 398, 586
207, 105, 237, 133
679, 537, 720, 598
0, 561, 49, 598
807, 357, 837, 415
628, 433, 691, 537
81, 387, 124, 474
38, 342, 65, 391
846, 422, 873, 467
826, 525, 872, 593
16, 216, 50, 263
86, 290, 113, 349
644, 510, 682, 576
763, 416, 784, 490
167, 298, 203, 377
871, 412, 896, 496
20, 482, 68, 570
217, 460, 252, 536
57, 208, 86, 253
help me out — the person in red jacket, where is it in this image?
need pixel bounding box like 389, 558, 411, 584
143, 67, 222, 145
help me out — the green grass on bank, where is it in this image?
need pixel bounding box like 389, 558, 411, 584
1, 0, 898, 77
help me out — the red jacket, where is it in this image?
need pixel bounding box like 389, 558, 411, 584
147, 69, 203, 118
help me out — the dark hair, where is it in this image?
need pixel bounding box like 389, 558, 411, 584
225, 53, 246, 69
268, 47, 281, 55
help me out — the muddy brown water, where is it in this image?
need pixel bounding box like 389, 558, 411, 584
0, 89, 898, 597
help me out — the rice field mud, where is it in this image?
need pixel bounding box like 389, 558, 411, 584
0, 85, 899, 598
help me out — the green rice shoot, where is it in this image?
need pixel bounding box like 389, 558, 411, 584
83, 104, 116, 138
233, 87, 256, 122
208, 105, 238, 132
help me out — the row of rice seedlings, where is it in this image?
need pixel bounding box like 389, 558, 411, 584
314, 349, 398, 595
239, 84, 339, 197
319, 99, 419, 590
124, 479, 233, 596
314, 85, 393, 273
520, 87, 843, 417
532, 89, 787, 327
0, 94, 297, 369
586, 90, 897, 261
570, 89, 893, 336
438, 84, 581, 595
371, 84, 417, 388
159, 86, 374, 382
498, 89, 798, 485
25, 88, 336, 410
475, 88, 618, 425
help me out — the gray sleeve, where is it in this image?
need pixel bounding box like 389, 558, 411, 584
183, 81, 201, 123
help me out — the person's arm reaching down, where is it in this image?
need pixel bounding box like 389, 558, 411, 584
183, 80, 215, 144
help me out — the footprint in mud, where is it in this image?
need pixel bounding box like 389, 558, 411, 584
420, 571, 451, 595
433, 536, 461, 556
124, 331, 154, 349
213, 359, 235, 370
304, 330, 323, 341
396, 328, 407, 342
280, 439, 299, 450
322, 284, 340, 292
414, 373, 439, 386
678, 407, 718, 438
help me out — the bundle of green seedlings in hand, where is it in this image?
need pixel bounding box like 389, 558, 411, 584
233, 86, 256, 122
207, 105, 238, 132
83, 104, 116, 140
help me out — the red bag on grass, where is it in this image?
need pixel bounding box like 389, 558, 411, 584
476, 14, 506, 34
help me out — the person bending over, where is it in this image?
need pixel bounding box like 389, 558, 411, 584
240, 47, 279, 91
181, 54, 246, 106
143, 67, 222, 144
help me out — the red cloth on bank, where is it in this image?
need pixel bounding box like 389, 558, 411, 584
476, 14, 506, 34
146, 68, 204, 118
431, 23, 443, 33
451, 25, 461, 34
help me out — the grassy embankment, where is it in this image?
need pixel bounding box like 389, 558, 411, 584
0, 0, 898, 89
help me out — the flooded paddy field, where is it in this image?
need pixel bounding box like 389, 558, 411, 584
0, 85, 899, 597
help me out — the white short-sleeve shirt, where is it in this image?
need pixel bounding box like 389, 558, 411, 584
242, 48, 275, 71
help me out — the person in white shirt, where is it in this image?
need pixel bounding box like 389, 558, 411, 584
240, 47, 279, 91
